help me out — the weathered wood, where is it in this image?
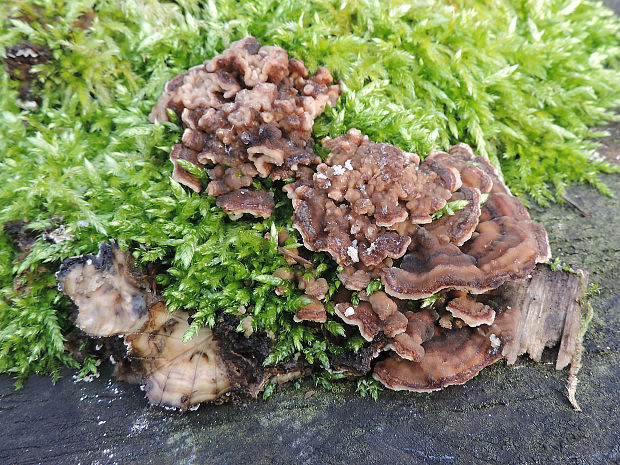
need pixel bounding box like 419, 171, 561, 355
499, 264, 588, 369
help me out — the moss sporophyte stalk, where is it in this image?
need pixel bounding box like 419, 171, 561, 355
0, 0, 619, 388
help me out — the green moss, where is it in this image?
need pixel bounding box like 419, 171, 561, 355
0, 0, 619, 385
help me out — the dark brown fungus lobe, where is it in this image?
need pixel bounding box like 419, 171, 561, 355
382, 311, 409, 338
170, 143, 204, 193
374, 328, 502, 392
299, 277, 329, 300
338, 266, 372, 291
382, 227, 485, 300
445, 143, 508, 195
334, 291, 408, 342
383, 216, 549, 300
215, 189, 275, 219
382, 150, 550, 299
206, 163, 258, 197
367, 291, 397, 320
285, 129, 460, 282
335, 302, 383, 342
478, 192, 529, 222
463, 215, 550, 276
374, 264, 588, 392
150, 36, 340, 218
384, 309, 436, 362
475, 193, 551, 264
432, 144, 493, 194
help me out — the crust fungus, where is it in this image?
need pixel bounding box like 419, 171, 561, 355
372, 264, 586, 393
294, 296, 327, 323
215, 189, 275, 219
284, 130, 550, 309
150, 36, 340, 218
446, 292, 496, 327
285, 129, 463, 271
424, 185, 481, 246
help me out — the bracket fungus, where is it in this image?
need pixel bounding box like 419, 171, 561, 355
372, 264, 586, 393
373, 322, 509, 392
150, 36, 340, 219
382, 144, 550, 300
284, 129, 460, 270
445, 292, 496, 327
53, 38, 585, 409
284, 130, 550, 305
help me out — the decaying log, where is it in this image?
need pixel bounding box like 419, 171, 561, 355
496, 264, 588, 370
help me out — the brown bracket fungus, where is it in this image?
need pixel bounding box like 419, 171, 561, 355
294, 296, 327, 323
76, 35, 586, 408
285, 130, 549, 305
373, 265, 587, 393
382, 143, 550, 300
334, 291, 409, 342
383, 309, 436, 362
373, 324, 507, 392
285, 129, 462, 273
215, 188, 275, 219
445, 292, 496, 327
424, 185, 481, 246
150, 36, 340, 219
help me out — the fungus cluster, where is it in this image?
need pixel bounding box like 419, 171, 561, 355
54, 38, 586, 409
150, 36, 340, 219
286, 129, 550, 295
283, 128, 556, 392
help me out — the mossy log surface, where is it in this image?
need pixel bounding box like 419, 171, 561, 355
1, 145, 618, 465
